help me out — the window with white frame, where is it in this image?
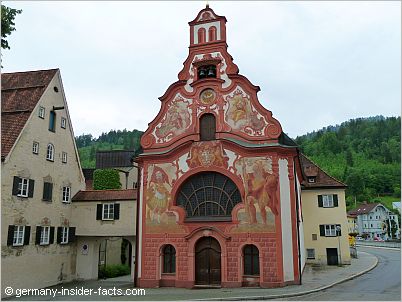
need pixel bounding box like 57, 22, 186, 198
62, 152, 67, 163
306, 248, 315, 259
18, 178, 29, 197
62, 186, 71, 203
40, 226, 50, 245
322, 195, 334, 207
61, 117, 67, 129
325, 225, 337, 236
32, 142, 39, 154
13, 226, 25, 246
102, 204, 114, 220
46, 144, 54, 161
38, 106, 45, 119
61, 227, 69, 244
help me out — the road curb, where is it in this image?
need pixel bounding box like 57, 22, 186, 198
194, 255, 379, 301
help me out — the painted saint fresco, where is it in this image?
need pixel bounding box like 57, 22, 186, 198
233, 156, 278, 232
154, 96, 192, 143
145, 164, 184, 233
224, 88, 267, 136
187, 141, 228, 169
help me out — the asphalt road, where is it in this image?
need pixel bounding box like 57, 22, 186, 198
281, 246, 401, 301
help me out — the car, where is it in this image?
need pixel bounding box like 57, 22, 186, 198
374, 237, 385, 242
356, 236, 364, 241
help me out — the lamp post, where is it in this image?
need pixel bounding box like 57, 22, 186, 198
336, 225, 342, 266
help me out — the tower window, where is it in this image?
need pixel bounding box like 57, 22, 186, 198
198, 65, 216, 79
200, 113, 216, 141
197, 27, 206, 44
209, 26, 217, 42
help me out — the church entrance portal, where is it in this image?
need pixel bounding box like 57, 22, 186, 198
195, 237, 221, 286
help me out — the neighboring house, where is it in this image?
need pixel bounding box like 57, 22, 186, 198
347, 214, 358, 234
300, 154, 351, 266
71, 189, 136, 281
82, 168, 95, 190
95, 150, 138, 189
1, 69, 85, 294
348, 202, 400, 240
392, 201, 401, 214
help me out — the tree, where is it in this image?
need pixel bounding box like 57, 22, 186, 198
1, 4, 22, 50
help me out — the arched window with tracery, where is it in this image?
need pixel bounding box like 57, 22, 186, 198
243, 245, 260, 276
198, 28, 206, 44
200, 113, 216, 141
176, 172, 242, 221
162, 244, 176, 273
208, 26, 217, 42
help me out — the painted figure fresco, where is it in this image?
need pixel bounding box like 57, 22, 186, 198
224, 88, 266, 136
187, 141, 228, 168
154, 96, 192, 141
235, 157, 279, 225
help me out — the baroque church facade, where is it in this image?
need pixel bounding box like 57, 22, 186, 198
135, 6, 305, 288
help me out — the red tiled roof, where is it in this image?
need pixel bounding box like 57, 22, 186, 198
72, 189, 137, 202
299, 153, 346, 189
1, 69, 58, 159
348, 202, 381, 215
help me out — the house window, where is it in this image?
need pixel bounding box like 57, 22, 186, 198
162, 245, 176, 274
307, 177, 316, 183
62, 152, 67, 163
18, 178, 29, 197
46, 144, 54, 161
42, 182, 53, 201
103, 204, 114, 220
62, 186, 71, 203
49, 110, 56, 132
306, 248, 315, 259
318, 194, 338, 208
61, 117, 66, 129
61, 227, 69, 244
320, 224, 341, 237
312, 234, 317, 241
32, 142, 39, 154
13, 225, 25, 246
200, 113, 216, 141
40, 226, 50, 245
38, 106, 45, 119
244, 245, 259, 276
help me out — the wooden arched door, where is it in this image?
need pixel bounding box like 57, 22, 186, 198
195, 237, 221, 285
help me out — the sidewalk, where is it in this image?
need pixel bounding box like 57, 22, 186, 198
4, 251, 377, 301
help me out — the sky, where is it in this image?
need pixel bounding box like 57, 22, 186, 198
2, 1, 401, 139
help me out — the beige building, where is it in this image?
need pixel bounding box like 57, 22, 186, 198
300, 154, 351, 266
71, 189, 136, 281
1, 69, 86, 294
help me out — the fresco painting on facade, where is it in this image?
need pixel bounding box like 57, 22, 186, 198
154, 95, 192, 143
224, 88, 266, 136
233, 156, 278, 232
187, 141, 229, 169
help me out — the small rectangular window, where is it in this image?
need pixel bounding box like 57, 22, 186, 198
307, 248, 315, 259
18, 178, 29, 197
62, 152, 67, 163
307, 177, 316, 183
323, 195, 334, 207
312, 234, 317, 241
13, 226, 25, 246
325, 225, 337, 236
32, 142, 39, 154
102, 204, 114, 220
62, 186, 71, 203
38, 106, 45, 119
61, 117, 66, 129
49, 111, 56, 132
40, 226, 50, 245
61, 227, 69, 244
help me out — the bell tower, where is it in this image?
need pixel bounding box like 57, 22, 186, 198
189, 4, 227, 47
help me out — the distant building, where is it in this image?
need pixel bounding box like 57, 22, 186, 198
300, 155, 351, 266
1, 69, 85, 295
392, 201, 400, 214
348, 202, 400, 240
347, 214, 358, 234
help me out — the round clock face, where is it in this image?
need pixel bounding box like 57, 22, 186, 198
200, 88, 216, 105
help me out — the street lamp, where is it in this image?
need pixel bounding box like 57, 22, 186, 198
336, 225, 342, 266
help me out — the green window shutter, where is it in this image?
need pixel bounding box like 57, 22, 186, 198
318, 195, 323, 207
7, 225, 15, 246
333, 195, 338, 207
49, 227, 55, 244
68, 227, 76, 243
35, 226, 42, 245
23, 226, 31, 245
319, 225, 325, 236
28, 179, 35, 198
114, 204, 120, 220
12, 177, 20, 196
56, 227, 62, 244
96, 204, 102, 220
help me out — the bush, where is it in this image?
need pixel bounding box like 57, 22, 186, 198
93, 169, 121, 190
98, 264, 130, 279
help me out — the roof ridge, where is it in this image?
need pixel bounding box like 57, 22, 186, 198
1, 68, 59, 75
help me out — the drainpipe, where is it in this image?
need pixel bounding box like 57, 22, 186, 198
293, 155, 302, 285
133, 162, 140, 287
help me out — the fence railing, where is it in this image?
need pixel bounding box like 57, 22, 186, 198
356, 241, 401, 249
